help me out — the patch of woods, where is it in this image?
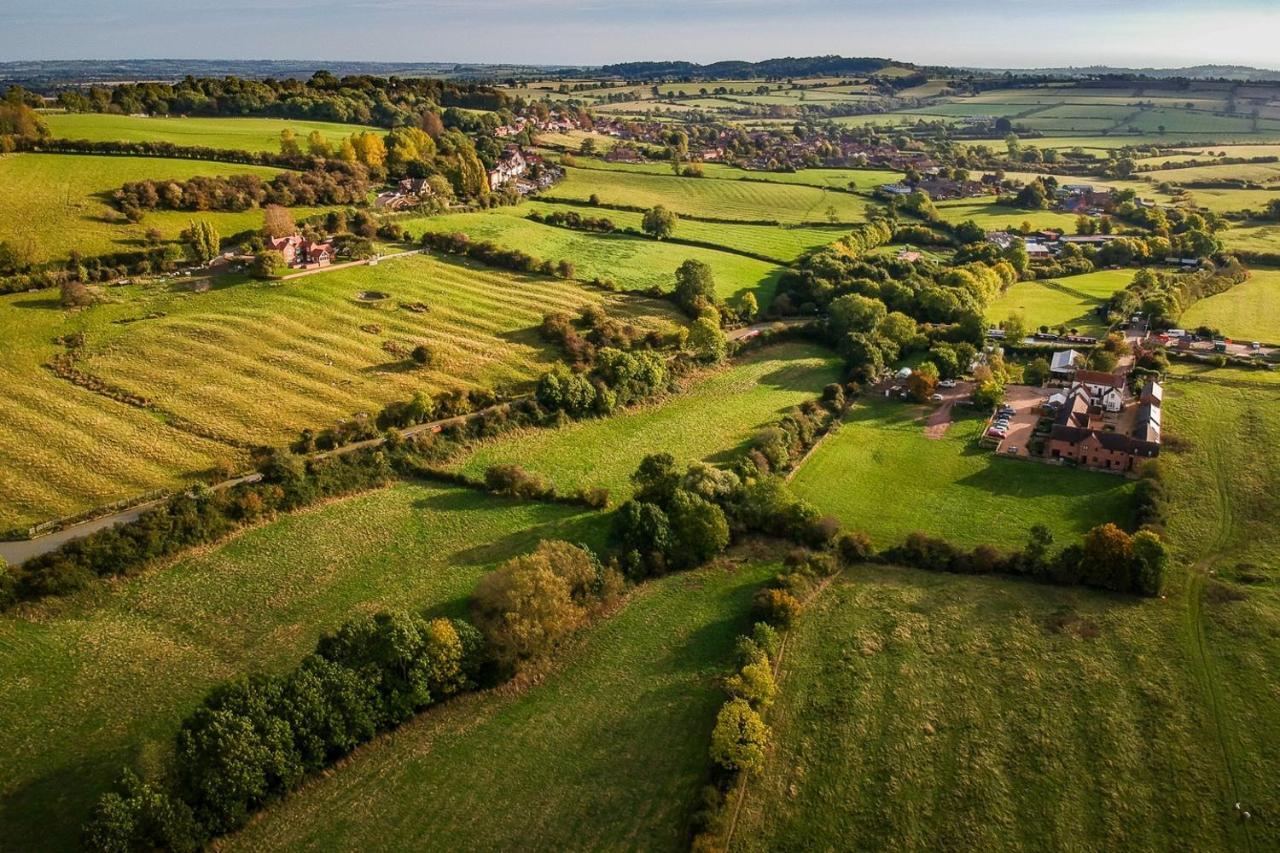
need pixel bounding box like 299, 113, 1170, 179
111, 162, 370, 220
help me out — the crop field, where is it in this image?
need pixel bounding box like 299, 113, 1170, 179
790, 397, 1134, 549
555, 159, 901, 192
1148, 160, 1280, 185
1171, 187, 1280, 215
0, 254, 680, 526
452, 343, 842, 498
1181, 269, 1280, 342
399, 207, 786, 301
0, 153, 332, 264
78, 254, 681, 447
226, 557, 779, 852
525, 201, 848, 262
986, 269, 1133, 335
551, 166, 875, 224
0, 483, 602, 851
39, 113, 373, 153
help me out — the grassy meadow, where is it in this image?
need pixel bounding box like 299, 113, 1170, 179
225, 557, 780, 852
0, 484, 602, 851
401, 206, 787, 302
0, 153, 332, 264
1181, 269, 1280, 342
790, 397, 1134, 549
0, 253, 680, 527
452, 342, 843, 498
552, 166, 876, 224
40, 113, 374, 153
986, 269, 1133, 335
933, 196, 1082, 232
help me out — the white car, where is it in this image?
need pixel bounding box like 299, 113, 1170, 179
939, 379, 957, 388
930, 393, 944, 402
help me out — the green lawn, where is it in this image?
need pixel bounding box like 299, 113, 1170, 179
1181, 269, 1280, 342
552, 166, 875, 224
453, 342, 843, 499
933, 196, 1083, 232
40, 113, 374, 154
790, 397, 1134, 549
0, 254, 680, 528
0, 483, 602, 851
400, 207, 787, 302
0, 153, 332, 264
986, 269, 1133, 335
225, 557, 779, 852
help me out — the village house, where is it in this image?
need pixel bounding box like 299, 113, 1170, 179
1044, 373, 1161, 473
266, 234, 334, 270
1050, 349, 1082, 379
488, 146, 529, 190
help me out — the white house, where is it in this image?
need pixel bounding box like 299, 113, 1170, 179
1050, 349, 1081, 378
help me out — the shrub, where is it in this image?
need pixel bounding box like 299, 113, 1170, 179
751, 622, 781, 660
0, 558, 14, 610
836, 531, 874, 563
484, 464, 554, 500
81, 771, 202, 853
725, 657, 778, 711
753, 587, 802, 628
709, 698, 768, 775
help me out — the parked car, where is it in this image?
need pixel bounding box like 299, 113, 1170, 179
929, 393, 944, 402
1251, 341, 1262, 350
1005, 446, 1018, 455
939, 379, 957, 388
986, 428, 1007, 439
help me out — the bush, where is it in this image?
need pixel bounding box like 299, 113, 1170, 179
836, 531, 874, 563
82, 771, 201, 853
709, 698, 768, 775
725, 657, 777, 711
753, 587, 802, 628
751, 622, 781, 660
484, 464, 554, 500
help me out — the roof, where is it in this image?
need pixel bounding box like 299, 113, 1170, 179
1074, 369, 1124, 389
1142, 380, 1164, 404
1050, 349, 1080, 372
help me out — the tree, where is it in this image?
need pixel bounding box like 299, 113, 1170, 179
631, 453, 682, 506
906, 365, 939, 402
262, 205, 295, 239
829, 293, 887, 338
709, 698, 768, 774
1130, 530, 1167, 596
251, 250, 287, 279
1081, 523, 1134, 592
60, 280, 94, 308
666, 489, 729, 568
1002, 312, 1029, 345
279, 129, 302, 158
184, 219, 220, 264
737, 291, 759, 322
726, 658, 777, 710
689, 314, 727, 363
82, 771, 201, 853
673, 259, 718, 315
1023, 357, 1051, 387
641, 205, 677, 240
306, 131, 332, 158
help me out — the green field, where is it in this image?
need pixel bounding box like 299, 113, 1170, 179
986, 269, 1133, 335
933, 196, 1083, 232
0, 153, 337, 264
400, 206, 787, 302
225, 557, 779, 851
552, 166, 875, 224
40, 113, 374, 153
0, 484, 600, 851
0, 254, 680, 528
528, 201, 847, 262
1222, 222, 1280, 254
452, 342, 843, 498
1181, 269, 1280, 341
790, 397, 1134, 549
735, 376, 1280, 852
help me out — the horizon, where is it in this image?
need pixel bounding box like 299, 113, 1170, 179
3, 1, 1279, 71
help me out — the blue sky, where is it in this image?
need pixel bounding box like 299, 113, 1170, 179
2, 0, 1278, 69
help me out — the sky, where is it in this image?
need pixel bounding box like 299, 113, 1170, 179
2, 0, 1278, 70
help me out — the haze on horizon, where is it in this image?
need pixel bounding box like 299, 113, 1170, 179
2, 0, 1278, 71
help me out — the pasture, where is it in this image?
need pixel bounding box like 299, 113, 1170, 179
551, 166, 876, 224
225, 557, 780, 852
0, 484, 601, 851
526, 201, 848, 262
1180, 269, 1280, 341
986, 269, 1133, 335
399, 207, 787, 301
0, 254, 680, 526
0, 153, 332, 264
932, 196, 1082, 232
452, 342, 843, 498
790, 397, 1134, 549
39, 113, 373, 154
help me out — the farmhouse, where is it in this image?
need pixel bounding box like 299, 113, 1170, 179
1044, 374, 1161, 473
488, 146, 529, 189
266, 234, 333, 269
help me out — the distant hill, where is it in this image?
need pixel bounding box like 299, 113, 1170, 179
956, 64, 1280, 82
593, 55, 900, 80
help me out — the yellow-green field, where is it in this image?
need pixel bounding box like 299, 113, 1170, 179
1181, 268, 1280, 342
40, 113, 375, 153
0, 153, 332, 264
986, 269, 1133, 335
0, 254, 680, 527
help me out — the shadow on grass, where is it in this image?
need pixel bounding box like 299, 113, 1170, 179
0, 747, 125, 852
